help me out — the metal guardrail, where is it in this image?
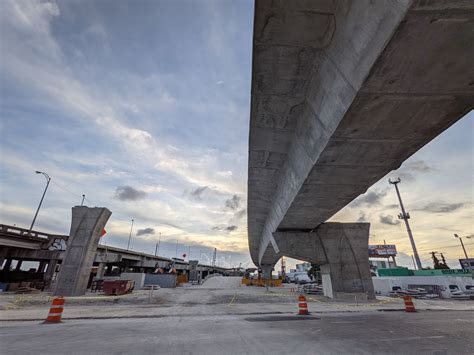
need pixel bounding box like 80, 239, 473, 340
296, 284, 324, 295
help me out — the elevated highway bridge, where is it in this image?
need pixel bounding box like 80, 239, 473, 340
0, 223, 228, 292
248, 0, 473, 299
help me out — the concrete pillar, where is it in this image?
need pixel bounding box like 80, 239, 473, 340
44, 259, 58, 282
261, 264, 273, 280
273, 223, 375, 300
4, 259, 12, 271
96, 263, 106, 279
37, 261, 47, 273
54, 206, 112, 296
15, 260, 23, 271
189, 260, 199, 282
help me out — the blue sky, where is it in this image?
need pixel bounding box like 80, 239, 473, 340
0, 0, 472, 270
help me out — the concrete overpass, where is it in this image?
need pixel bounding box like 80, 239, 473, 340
0, 221, 228, 293
248, 0, 473, 298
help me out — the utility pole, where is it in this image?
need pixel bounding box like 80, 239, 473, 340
127, 219, 134, 250
81, 194, 85, 206
155, 232, 161, 256
29, 171, 51, 235
389, 178, 422, 270
454, 234, 470, 259
454, 234, 472, 272
212, 248, 217, 267
281, 256, 286, 277
175, 240, 179, 259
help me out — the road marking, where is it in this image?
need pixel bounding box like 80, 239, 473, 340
228, 293, 237, 306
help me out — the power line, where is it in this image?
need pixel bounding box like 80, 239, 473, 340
417, 243, 474, 253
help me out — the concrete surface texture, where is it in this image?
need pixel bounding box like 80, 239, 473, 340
2, 285, 474, 321
54, 207, 112, 296
247, 0, 474, 270
1, 285, 473, 355
201, 276, 243, 288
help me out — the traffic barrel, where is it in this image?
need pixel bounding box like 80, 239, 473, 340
43, 296, 65, 323
403, 295, 416, 312
298, 294, 309, 315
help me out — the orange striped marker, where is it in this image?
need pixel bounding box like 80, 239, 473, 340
298, 294, 309, 315
403, 295, 416, 312
43, 296, 65, 323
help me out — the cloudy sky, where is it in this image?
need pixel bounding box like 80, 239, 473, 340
0, 0, 472, 270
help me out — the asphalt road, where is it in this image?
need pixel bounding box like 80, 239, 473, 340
1, 310, 473, 354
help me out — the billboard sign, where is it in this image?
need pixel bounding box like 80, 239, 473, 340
368, 244, 397, 257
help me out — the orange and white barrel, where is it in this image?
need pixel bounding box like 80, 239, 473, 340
298, 294, 309, 315
403, 295, 416, 312
43, 296, 65, 323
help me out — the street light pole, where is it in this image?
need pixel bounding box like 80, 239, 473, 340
389, 178, 422, 270
28, 171, 51, 234
155, 232, 161, 256
81, 194, 85, 206
127, 219, 134, 250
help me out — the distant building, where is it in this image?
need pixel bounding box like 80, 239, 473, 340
369, 259, 396, 276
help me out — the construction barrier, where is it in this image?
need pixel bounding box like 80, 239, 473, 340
241, 277, 283, 287
176, 274, 188, 285
403, 295, 416, 312
298, 294, 309, 315
43, 296, 65, 324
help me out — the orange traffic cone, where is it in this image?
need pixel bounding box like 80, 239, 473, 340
403, 295, 416, 312
298, 294, 309, 315
43, 296, 65, 323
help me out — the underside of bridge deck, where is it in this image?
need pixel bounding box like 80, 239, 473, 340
248, 0, 474, 298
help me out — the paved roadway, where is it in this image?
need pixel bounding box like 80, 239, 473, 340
1, 310, 473, 354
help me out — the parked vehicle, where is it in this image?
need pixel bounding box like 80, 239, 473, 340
293, 272, 311, 284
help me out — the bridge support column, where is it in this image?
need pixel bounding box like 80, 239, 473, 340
3, 259, 12, 271
37, 261, 47, 273
261, 264, 274, 279
273, 223, 374, 300
44, 259, 58, 283
15, 260, 23, 271
54, 206, 111, 296
96, 262, 106, 279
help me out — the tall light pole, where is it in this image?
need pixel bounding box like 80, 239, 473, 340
454, 234, 471, 259
389, 178, 422, 270
155, 232, 161, 256
28, 171, 51, 234
81, 194, 85, 206
127, 219, 134, 250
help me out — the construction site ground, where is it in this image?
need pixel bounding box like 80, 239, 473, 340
1, 279, 473, 354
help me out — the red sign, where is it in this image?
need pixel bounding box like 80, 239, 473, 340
100, 229, 107, 237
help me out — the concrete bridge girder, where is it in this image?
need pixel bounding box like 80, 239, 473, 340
248, 0, 474, 272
